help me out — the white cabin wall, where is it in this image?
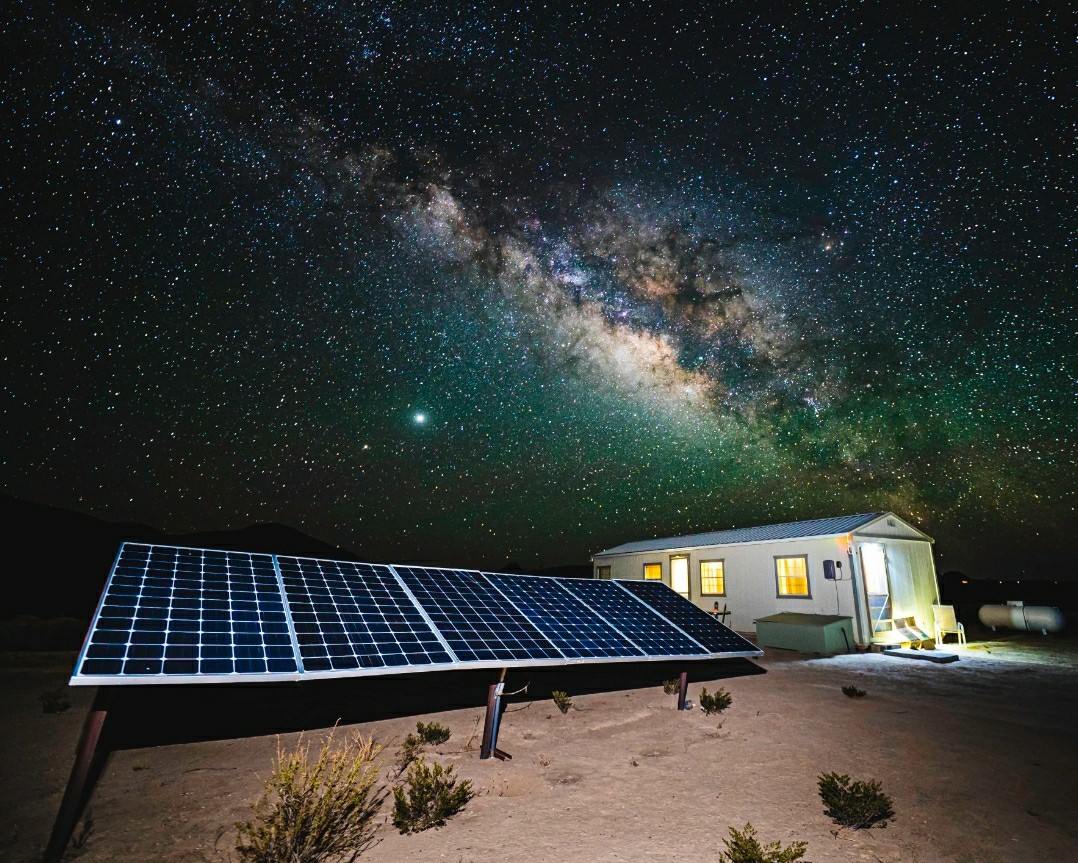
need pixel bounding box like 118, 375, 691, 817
593, 534, 858, 635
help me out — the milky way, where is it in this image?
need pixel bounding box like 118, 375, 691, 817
2, 4, 1073, 576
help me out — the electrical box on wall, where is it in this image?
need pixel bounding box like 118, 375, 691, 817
823, 560, 836, 580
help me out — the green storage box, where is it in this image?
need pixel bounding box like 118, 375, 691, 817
755, 613, 855, 655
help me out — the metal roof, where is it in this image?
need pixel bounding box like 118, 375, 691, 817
594, 512, 887, 557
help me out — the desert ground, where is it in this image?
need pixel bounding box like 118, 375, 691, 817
2, 629, 1076, 863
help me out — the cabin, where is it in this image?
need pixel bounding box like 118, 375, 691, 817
591, 512, 941, 648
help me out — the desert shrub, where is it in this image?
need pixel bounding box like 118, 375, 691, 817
416, 721, 451, 745
396, 735, 424, 774
698, 687, 732, 715
392, 757, 474, 834
817, 772, 894, 829
397, 721, 453, 774
551, 690, 572, 714
721, 823, 808, 863
39, 687, 71, 714
841, 685, 866, 698
662, 678, 681, 695
235, 732, 385, 863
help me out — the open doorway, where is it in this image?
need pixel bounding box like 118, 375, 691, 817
670, 556, 690, 599
861, 543, 892, 637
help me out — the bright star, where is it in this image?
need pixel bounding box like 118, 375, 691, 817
414, 413, 426, 424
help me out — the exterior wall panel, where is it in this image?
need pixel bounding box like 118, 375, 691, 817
595, 527, 939, 647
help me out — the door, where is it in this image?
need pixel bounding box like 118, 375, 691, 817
670, 556, 690, 599
860, 543, 892, 636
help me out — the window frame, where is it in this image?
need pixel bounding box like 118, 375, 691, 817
774, 554, 812, 598
700, 559, 726, 596
643, 562, 663, 581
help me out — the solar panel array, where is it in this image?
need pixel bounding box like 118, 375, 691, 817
72, 543, 760, 684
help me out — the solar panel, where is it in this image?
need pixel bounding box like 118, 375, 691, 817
616, 579, 758, 653
483, 573, 644, 659
72, 543, 761, 685
75, 544, 297, 680
392, 567, 564, 663
277, 557, 454, 673
557, 579, 709, 657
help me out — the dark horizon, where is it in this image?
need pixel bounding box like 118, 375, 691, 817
3, 5, 1073, 582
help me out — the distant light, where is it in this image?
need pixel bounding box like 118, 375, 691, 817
414, 413, 426, 424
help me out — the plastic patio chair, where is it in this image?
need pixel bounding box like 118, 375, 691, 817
932, 604, 966, 645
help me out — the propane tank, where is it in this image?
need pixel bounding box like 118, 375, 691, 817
978, 603, 1066, 634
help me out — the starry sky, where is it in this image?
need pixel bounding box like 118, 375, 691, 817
3, 3, 1074, 577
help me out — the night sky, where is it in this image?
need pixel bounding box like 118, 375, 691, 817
3, 3, 1074, 577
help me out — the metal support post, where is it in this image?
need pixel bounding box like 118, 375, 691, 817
44, 688, 111, 863
480, 668, 511, 760
677, 670, 689, 710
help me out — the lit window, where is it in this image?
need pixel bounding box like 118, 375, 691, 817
701, 560, 725, 595
596, 565, 611, 580
643, 563, 662, 580
776, 556, 810, 597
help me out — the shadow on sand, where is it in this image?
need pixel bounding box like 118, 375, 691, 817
99, 657, 764, 750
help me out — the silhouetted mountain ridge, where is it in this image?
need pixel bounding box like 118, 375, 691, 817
0, 494, 359, 620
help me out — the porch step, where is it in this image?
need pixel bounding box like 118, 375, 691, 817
883, 647, 959, 663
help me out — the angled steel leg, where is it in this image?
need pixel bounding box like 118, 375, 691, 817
480, 669, 511, 760
44, 689, 111, 863
677, 671, 689, 710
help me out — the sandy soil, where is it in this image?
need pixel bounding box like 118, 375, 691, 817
3, 632, 1076, 863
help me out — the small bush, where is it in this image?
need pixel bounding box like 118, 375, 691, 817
662, 678, 681, 695
551, 690, 572, 714
416, 721, 451, 745
397, 721, 453, 774
818, 772, 894, 829
396, 735, 424, 775
721, 823, 809, 863
392, 757, 474, 834
841, 685, 866, 698
698, 687, 732, 716
235, 732, 385, 863
39, 687, 71, 714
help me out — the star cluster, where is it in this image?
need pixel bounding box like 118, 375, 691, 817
2, 3, 1073, 576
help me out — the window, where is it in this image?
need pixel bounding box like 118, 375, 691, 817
643, 563, 663, 580
701, 560, 725, 595
775, 555, 810, 597
596, 565, 611, 580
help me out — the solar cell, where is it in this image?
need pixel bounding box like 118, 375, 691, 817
277, 557, 454, 672
393, 567, 563, 663
557, 578, 708, 656
75, 543, 298, 679
483, 573, 644, 659
616, 579, 758, 653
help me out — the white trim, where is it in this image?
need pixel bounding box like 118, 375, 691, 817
69, 647, 763, 686
271, 554, 305, 674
